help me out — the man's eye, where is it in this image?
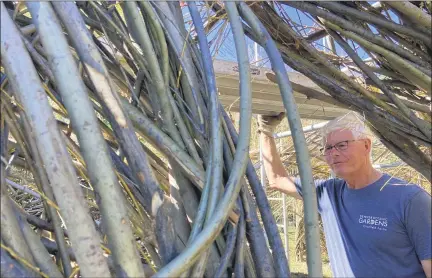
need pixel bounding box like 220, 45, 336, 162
325, 146, 332, 151
336, 142, 348, 148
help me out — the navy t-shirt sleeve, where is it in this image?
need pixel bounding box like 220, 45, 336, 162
293, 177, 328, 199
404, 190, 432, 260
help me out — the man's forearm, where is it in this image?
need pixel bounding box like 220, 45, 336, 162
260, 132, 301, 199
421, 259, 431, 278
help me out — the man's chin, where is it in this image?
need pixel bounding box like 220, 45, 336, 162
332, 167, 349, 177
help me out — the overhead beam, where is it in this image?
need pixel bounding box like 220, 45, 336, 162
274, 121, 329, 139
214, 59, 349, 119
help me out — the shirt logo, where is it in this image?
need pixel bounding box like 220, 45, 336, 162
358, 215, 388, 231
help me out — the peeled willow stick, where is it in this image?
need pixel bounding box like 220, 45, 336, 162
27, 3, 144, 276
386, 1, 432, 30
239, 2, 322, 277
3, 81, 72, 276
121, 3, 197, 264
1, 3, 111, 276
18, 108, 72, 277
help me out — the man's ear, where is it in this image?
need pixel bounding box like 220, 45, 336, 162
364, 138, 372, 153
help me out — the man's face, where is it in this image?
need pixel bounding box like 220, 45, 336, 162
323, 129, 371, 177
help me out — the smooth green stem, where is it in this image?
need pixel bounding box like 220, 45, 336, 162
88, 1, 147, 71
187, 6, 224, 276
188, 152, 212, 244
138, 2, 169, 86
239, 2, 320, 277
167, 86, 202, 166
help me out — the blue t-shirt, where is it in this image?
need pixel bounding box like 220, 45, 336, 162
295, 173, 431, 277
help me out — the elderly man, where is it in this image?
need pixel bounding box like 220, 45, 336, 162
258, 112, 431, 278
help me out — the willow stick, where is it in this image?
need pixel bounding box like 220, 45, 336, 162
239, 2, 320, 276
386, 1, 432, 30
235, 210, 246, 278
19, 108, 73, 277
214, 222, 238, 278
188, 2, 224, 276
17, 213, 63, 278
28, 3, 144, 276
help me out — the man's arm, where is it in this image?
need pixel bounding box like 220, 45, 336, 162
404, 190, 432, 277
260, 132, 301, 200
421, 259, 431, 278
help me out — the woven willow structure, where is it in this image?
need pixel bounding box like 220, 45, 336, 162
0, 1, 430, 277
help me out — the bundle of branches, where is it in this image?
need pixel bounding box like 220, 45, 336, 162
2, 1, 429, 277
0, 1, 328, 277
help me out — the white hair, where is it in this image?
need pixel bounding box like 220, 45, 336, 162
321, 112, 373, 144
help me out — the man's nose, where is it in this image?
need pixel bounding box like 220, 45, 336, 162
328, 147, 340, 157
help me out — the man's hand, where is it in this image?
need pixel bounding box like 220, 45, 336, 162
258, 112, 301, 199
257, 112, 285, 136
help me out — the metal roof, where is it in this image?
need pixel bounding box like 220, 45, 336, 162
214, 60, 349, 120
